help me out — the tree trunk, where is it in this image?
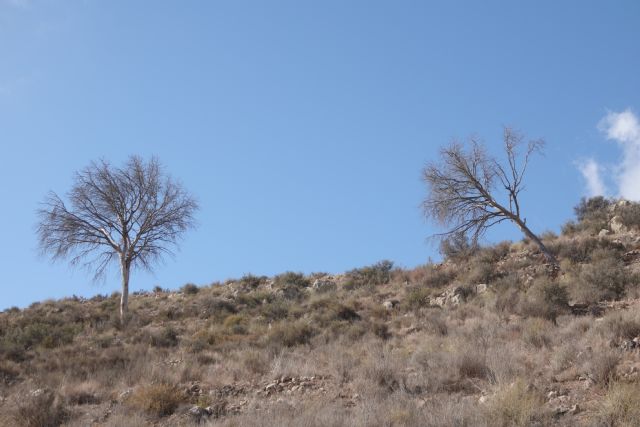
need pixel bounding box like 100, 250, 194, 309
120, 259, 130, 325
512, 217, 558, 266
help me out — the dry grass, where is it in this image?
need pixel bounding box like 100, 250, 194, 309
2, 208, 640, 425
484, 379, 547, 427
598, 381, 640, 427
127, 383, 186, 417
6, 390, 68, 427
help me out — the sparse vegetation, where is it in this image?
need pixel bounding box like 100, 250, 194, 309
127, 383, 185, 417
2, 197, 640, 425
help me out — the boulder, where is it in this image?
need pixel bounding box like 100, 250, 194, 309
475, 283, 488, 294
432, 296, 446, 307
189, 406, 211, 421
610, 216, 627, 234
312, 278, 337, 293
382, 300, 399, 310
598, 229, 611, 237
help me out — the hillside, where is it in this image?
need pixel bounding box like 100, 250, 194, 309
2, 198, 640, 427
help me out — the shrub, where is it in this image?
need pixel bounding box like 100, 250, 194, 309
424, 267, 457, 288
439, 233, 478, 261
577, 250, 636, 302
477, 241, 511, 264
62, 381, 101, 405
267, 321, 315, 347
456, 351, 490, 380
519, 281, 568, 323
308, 298, 360, 326
344, 260, 394, 290
424, 311, 448, 336
586, 350, 620, 385
484, 379, 546, 427
275, 284, 307, 301
257, 300, 290, 321
240, 349, 270, 375
128, 383, 184, 417
10, 390, 68, 427
181, 283, 199, 295
236, 291, 272, 308
494, 287, 520, 317
598, 381, 640, 426
574, 196, 612, 229
463, 258, 499, 284
372, 322, 391, 340
222, 314, 249, 334
274, 272, 311, 288
522, 318, 552, 348
619, 201, 640, 229
199, 296, 237, 319
599, 311, 640, 341
551, 237, 624, 264
403, 285, 432, 311
236, 274, 267, 289
560, 220, 581, 236
149, 326, 179, 348
0, 361, 20, 385
0, 321, 80, 360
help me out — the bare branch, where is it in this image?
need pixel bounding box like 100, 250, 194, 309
422, 128, 557, 265
36, 155, 199, 323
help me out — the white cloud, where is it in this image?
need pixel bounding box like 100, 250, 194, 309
599, 109, 640, 200
577, 158, 606, 197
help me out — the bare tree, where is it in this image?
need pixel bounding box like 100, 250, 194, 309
422, 127, 557, 266
37, 156, 198, 323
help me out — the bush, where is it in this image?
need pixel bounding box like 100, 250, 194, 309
424, 311, 448, 336
599, 311, 640, 341
463, 258, 500, 284
267, 321, 315, 347
575, 196, 612, 223
0, 321, 80, 360
619, 202, 640, 229
456, 351, 490, 380
519, 281, 568, 323
344, 260, 394, 290
403, 285, 432, 311
128, 383, 184, 417
484, 379, 546, 427
551, 237, 624, 264
439, 233, 478, 261
308, 298, 360, 326
0, 361, 20, 385
148, 326, 179, 348
222, 314, 249, 334
10, 390, 68, 427
274, 272, 311, 288
522, 318, 552, 348
235, 274, 267, 289
180, 283, 199, 295
372, 322, 391, 340
586, 350, 620, 385
577, 250, 636, 302
236, 291, 273, 307
599, 381, 640, 426
199, 296, 237, 319
257, 300, 290, 321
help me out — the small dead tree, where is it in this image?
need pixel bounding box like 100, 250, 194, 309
422, 127, 557, 266
37, 156, 198, 324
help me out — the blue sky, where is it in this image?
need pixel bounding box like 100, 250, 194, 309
1, 1, 639, 309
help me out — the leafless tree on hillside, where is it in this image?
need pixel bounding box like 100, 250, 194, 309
37, 156, 198, 324
422, 127, 558, 266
